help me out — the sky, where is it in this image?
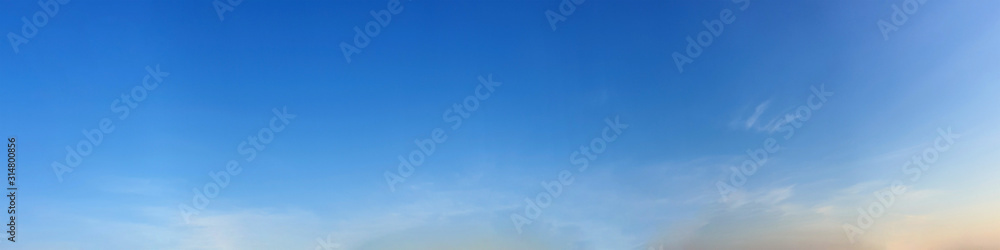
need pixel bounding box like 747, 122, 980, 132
2, 0, 1000, 249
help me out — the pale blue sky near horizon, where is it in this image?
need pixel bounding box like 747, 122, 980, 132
2, 0, 1000, 249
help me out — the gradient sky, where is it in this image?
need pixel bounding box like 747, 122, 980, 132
2, 0, 1000, 249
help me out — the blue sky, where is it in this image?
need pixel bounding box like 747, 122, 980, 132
3, 0, 1000, 249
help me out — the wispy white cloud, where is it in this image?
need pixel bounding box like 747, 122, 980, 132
639, 178, 1000, 250
731, 100, 797, 134
744, 100, 771, 129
